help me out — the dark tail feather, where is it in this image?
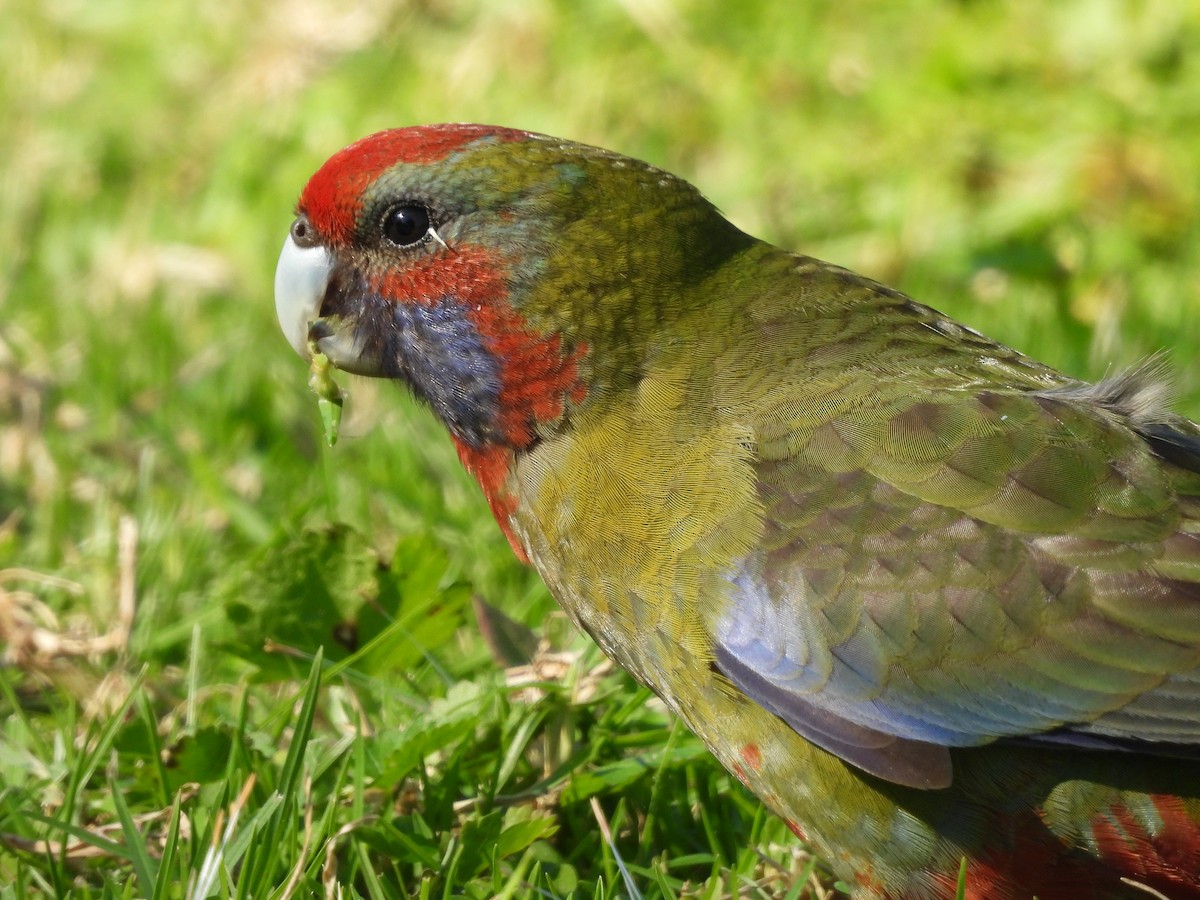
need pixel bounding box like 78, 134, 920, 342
1141, 423, 1200, 475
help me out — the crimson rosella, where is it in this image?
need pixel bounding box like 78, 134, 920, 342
274, 124, 1200, 898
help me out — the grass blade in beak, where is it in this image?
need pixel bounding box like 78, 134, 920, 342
307, 339, 343, 446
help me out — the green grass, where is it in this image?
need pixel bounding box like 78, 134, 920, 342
1, 0, 1198, 896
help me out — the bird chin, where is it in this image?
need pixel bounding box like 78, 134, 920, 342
307, 318, 384, 377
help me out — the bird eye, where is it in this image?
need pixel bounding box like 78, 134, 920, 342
382, 204, 431, 247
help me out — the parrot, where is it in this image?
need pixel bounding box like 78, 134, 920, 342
273, 123, 1200, 898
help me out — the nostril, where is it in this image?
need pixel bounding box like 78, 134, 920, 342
291, 215, 317, 248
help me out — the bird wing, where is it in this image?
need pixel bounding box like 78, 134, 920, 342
706, 272, 1200, 788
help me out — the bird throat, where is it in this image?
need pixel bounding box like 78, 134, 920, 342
379, 287, 589, 563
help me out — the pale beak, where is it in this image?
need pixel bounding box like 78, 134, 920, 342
274, 230, 377, 373
274, 231, 332, 359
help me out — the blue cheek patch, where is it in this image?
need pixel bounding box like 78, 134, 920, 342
377, 296, 505, 447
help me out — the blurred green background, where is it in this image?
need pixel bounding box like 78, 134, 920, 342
2, 0, 1198, 896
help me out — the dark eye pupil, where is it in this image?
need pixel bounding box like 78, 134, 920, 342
382, 205, 430, 246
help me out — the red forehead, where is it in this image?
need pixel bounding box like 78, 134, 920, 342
298, 124, 532, 246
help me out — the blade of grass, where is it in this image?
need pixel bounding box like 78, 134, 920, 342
151, 795, 184, 900
236, 648, 323, 897
109, 768, 157, 893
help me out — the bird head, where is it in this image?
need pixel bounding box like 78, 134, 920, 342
274, 123, 753, 453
